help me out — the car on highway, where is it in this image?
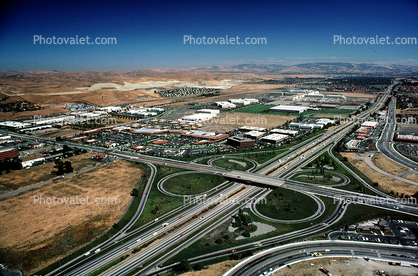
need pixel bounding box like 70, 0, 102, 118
181, 233, 184, 236
231, 249, 237, 253
179, 216, 183, 219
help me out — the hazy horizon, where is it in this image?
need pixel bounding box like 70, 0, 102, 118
1, 0, 417, 71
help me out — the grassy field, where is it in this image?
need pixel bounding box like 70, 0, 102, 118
0, 152, 97, 192
255, 188, 318, 220
233, 105, 355, 116
211, 158, 253, 171
128, 166, 191, 229
163, 173, 224, 195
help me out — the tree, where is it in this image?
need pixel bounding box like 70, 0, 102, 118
193, 263, 204, 271
174, 259, 191, 272
130, 188, 139, 197
54, 160, 65, 175
64, 161, 73, 173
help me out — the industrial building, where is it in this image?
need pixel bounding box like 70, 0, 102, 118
316, 119, 335, 125
245, 131, 265, 139
289, 123, 323, 129
0, 121, 31, 129
0, 148, 19, 161
345, 139, 361, 151
197, 109, 220, 115
228, 98, 259, 106
269, 105, 309, 113
215, 101, 236, 109
239, 126, 267, 132
270, 129, 299, 136
181, 113, 216, 122
261, 134, 289, 144
395, 134, 418, 143
361, 121, 379, 128
227, 136, 256, 148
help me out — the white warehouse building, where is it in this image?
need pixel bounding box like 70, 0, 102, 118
269, 105, 309, 113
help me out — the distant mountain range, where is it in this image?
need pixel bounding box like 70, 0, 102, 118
1, 62, 418, 77
193, 62, 418, 75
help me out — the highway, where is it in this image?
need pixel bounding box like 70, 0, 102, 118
224, 240, 418, 276
4, 83, 418, 275
377, 96, 418, 171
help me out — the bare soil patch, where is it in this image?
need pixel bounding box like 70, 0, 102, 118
272, 256, 418, 275
179, 260, 240, 276
0, 160, 143, 274
372, 153, 418, 182
201, 113, 295, 132
341, 153, 418, 196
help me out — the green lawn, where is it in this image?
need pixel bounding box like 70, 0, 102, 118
290, 171, 343, 185
163, 173, 224, 195
163, 196, 338, 266
128, 166, 190, 229
211, 158, 253, 171
256, 188, 318, 220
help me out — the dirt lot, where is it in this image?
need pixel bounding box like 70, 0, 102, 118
201, 112, 296, 132
341, 153, 418, 196
372, 153, 418, 182
272, 257, 418, 275
0, 152, 97, 192
179, 260, 240, 276
0, 160, 144, 274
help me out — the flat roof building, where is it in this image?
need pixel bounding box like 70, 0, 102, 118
270, 129, 299, 136
245, 131, 265, 139
261, 134, 289, 144
269, 105, 309, 113
227, 136, 255, 148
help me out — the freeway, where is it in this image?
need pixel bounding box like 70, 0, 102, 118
377, 96, 418, 171
5, 82, 418, 275
224, 240, 418, 276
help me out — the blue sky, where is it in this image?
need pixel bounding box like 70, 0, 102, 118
0, 0, 417, 71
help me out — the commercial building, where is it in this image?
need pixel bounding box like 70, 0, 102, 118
361, 121, 379, 128
269, 105, 309, 113
0, 148, 19, 161
181, 113, 216, 122
316, 119, 335, 125
197, 109, 220, 115
227, 136, 255, 148
345, 139, 361, 151
270, 129, 299, 136
239, 126, 267, 132
395, 134, 418, 143
245, 131, 265, 139
261, 134, 289, 144
0, 121, 31, 129
289, 123, 324, 129
215, 101, 236, 109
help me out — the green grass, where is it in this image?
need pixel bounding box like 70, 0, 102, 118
256, 188, 318, 220
163, 173, 224, 195
330, 203, 418, 231
128, 165, 190, 230
163, 196, 338, 266
211, 158, 253, 171
290, 172, 342, 185
233, 105, 355, 116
